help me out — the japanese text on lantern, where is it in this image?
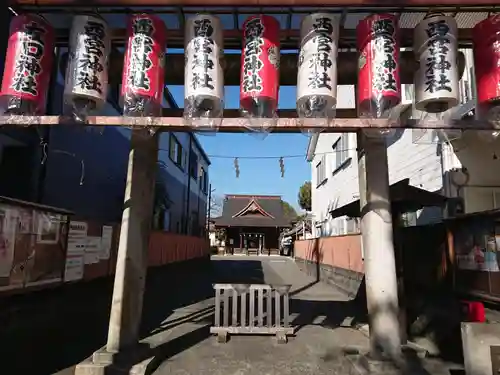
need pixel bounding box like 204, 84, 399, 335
371, 19, 397, 93
191, 18, 215, 91
425, 20, 452, 93
77, 21, 105, 95
307, 17, 334, 91
128, 18, 154, 91
242, 18, 265, 93
11, 21, 46, 97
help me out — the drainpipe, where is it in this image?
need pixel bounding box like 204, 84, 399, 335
306, 133, 319, 162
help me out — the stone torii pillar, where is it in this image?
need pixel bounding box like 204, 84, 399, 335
106, 130, 158, 351
357, 132, 402, 361
75, 129, 158, 374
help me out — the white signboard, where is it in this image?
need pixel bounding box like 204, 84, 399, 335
64, 257, 84, 281
100, 226, 113, 260
67, 221, 88, 257
84, 236, 102, 264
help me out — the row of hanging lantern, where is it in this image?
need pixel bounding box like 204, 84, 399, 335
1, 12, 500, 136
358, 12, 460, 138
473, 14, 500, 142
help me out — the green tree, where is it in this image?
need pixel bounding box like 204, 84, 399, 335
210, 194, 224, 218
298, 181, 311, 211
281, 201, 298, 222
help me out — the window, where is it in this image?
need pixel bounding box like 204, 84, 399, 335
493, 191, 500, 209
459, 79, 471, 103
463, 80, 471, 102
199, 167, 208, 194
337, 219, 345, 235
316, 155, 326, 186
469, 67, 477, 100
333, 134, 351, 173
403, 84, 414, 103
36, 212, 61, 244
346, 217, 360, 234
189, 150, 199, 179
169, 134, 183, 168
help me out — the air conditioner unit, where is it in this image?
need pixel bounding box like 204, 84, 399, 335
446, 197, 465, 217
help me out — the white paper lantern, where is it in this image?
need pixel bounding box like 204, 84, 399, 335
184, 14, 224, 129
64, 14, 110, 118
414, 14, 459, 113
296, 13, 340, 131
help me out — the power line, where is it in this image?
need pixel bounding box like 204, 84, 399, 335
205, 148, 357, 159
158, 147, 356, 159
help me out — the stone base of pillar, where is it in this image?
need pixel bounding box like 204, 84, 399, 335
345, 351, 406, 375
344, 345, 430, 375
74, 346, 153, 375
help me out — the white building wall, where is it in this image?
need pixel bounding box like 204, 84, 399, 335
311, 85, 359, 237
387, 131, 443, 192
312, 129, 446, 236
310, 49, 481, 237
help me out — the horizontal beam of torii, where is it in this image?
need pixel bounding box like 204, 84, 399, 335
7, 0, 500, 6
0, 107, 495, 132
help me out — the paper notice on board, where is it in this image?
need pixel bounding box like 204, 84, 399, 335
67, 221, 88, 257
64, 256, 84, 281
100, 226, 113, 260
84, 236, 102, 264
0, 206, 17, 278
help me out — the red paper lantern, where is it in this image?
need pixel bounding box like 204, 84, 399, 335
357, 14, 401, 118
473, 15, 500, 113
239, 15, 280, 121
1, 14, 54, 115
121, 14, 167, 117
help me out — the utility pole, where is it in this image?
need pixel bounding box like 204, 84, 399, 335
205, 185, 213, 240
207, 186, 217, 222
207, 184, 212, 231
184, 135, 193, 235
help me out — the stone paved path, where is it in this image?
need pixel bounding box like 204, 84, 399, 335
139, 256, 462, 375
2, 255, 465, 374
145, 256, 367, 375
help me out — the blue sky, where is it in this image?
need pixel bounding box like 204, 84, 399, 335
167, 83, 311, 212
